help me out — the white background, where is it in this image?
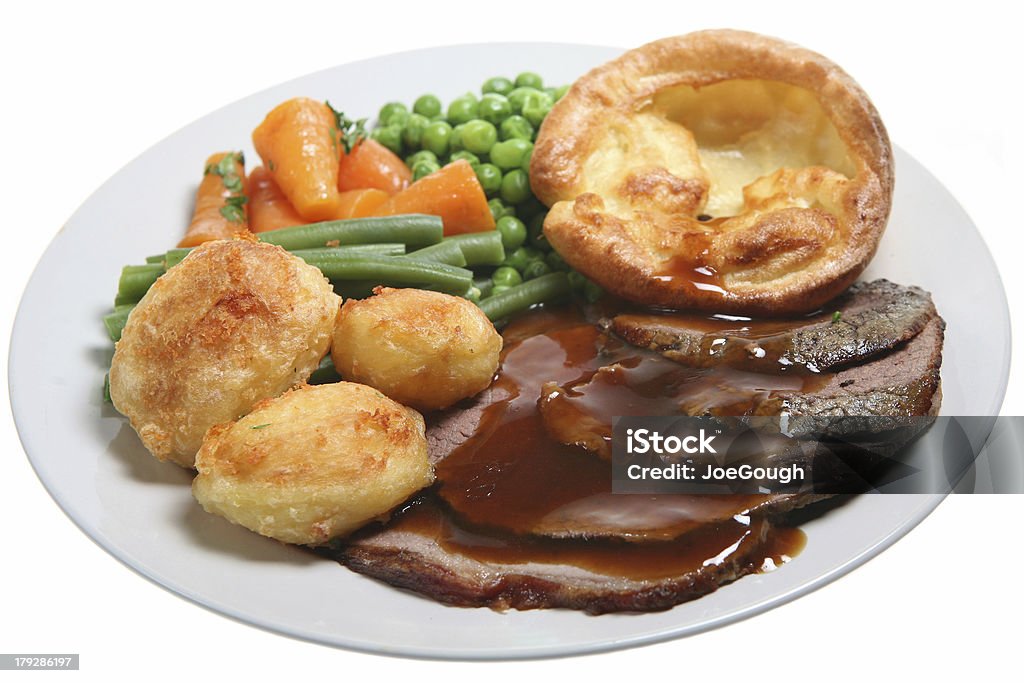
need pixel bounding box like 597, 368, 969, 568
2, 0, 1021, 679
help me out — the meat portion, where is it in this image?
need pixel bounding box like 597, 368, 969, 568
332, 281, 943, 614
541, 304, 945, 457
610, 280, 936, 373
332, 498, 800, 614
752, 316, 945, 437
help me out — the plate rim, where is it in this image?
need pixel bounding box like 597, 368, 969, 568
7, 41, 1012, 660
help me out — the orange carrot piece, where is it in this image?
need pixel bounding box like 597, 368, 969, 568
247, 165, 306, 233
333, 188, 391, 220
371, 160, 495, 235
252, 97, 341, 222
337, 139, 412, 195
178, 152, 249, 248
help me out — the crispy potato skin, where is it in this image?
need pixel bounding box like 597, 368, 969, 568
192, 382, 433, 545
331, 288, 502, 412
109, 238, 340, 468
531, 29, 893, 316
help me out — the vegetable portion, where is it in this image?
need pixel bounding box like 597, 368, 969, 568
372, 160, 494, 235
106, 71, 601, 401
333, 188, 390, 220
178, 152, 248, 247
252, 98, 342, 221
337, 138, 412, 195
258, 214, 443, 251
247, 165, 305, 233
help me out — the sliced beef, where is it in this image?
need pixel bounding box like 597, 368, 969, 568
332, 498, 791, 614
609, 279, 936, 373
541, 312, 944, 457
751, 316, 945, 437
426, 385, 504, 465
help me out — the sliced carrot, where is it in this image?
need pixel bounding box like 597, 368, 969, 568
337, 138, 412, 195
371, 160, 495, 235
178, 152, 249, 248
247, 165, 306, 233
333, 188, 391, 220
252, 97, 341, 222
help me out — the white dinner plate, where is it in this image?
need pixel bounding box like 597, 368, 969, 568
9, 43, 1011, 660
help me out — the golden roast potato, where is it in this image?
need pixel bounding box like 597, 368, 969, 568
192, 382, 433, 545
531, 30, 893, 315
109, 238, 340, 468
331, 287, 502, 411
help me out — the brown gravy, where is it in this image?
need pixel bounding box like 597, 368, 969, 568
385, 496, 805, 582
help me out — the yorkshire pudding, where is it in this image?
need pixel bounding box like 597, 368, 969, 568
531, 30, 893, 315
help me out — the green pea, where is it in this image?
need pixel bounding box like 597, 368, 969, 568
450, 150, 481, 167
482, 76, 514, 96
421, 121, 452, 157
507, 87, 543, 114
520, 146, 533, 173
491, 284, 512, 297
401, 113, 430, 149
551, 84, 570, 102
378, 102, 408, 125
475, 163, 503, 195
545, 250, 569, 272
515, 72, 544, 90
523, 260, 552, 281
567, 270, 586, 292
413, 94, 442, 118
521, 92, 553, 128
583, 279, 605, 303
447, 96, 478, 125
412, 159, 440, 181
463, 286, 482, 304
370, 125, 404, 155
490, 139, 533, 170
489, 198, 516, 222
503, 246, 541, 272
448, 123, 467, 153
460, 119, 498, 155
496, 215, 527, 250
500, 169, 531, 204
384, 108, 410, 128
499, 115, 534, 141
528, 212, 550, 251
492, 266, 523, 288
478, 93, 512, 125
405, 149, 438, 168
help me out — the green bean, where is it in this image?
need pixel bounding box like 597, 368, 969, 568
115, 264, 163, 306
164, 242, 407, 272
478, 272, 570, 322
300, 254, 473, 294
163, 248, 192, 269
444, 231, 505, 266
406, 240, 468, 267
103, 305, 135, 342
291, 243, 406, 259
473, 276, 494, 299
145, 254, 165, 265
258, 215, 444, 251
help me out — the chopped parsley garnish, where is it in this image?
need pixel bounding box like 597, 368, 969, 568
326, 101, 367, 154
221, 194, 248, 223
831, 311, 842, 323
205, 151, 248, 224
250, 423, 272, 430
